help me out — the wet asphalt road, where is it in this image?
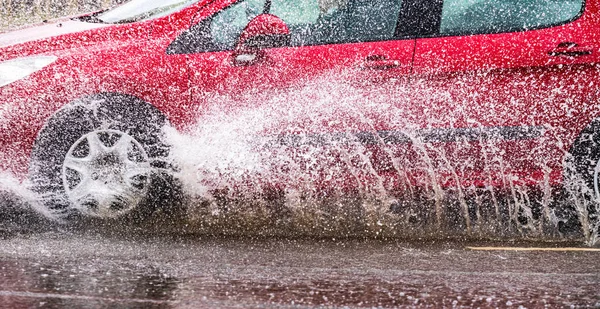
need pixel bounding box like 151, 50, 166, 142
0, 235, 598, 308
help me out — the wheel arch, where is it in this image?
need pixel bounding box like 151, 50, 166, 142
29, 92, 173, 177
37, 92, 171, 133
33, 92, 171, 151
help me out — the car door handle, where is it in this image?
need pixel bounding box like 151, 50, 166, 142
548, 50, 592, 57
361, 60, 402, 70
359, 55, 402, 70
548, 42, 593, 58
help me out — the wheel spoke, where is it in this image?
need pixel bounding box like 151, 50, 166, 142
68, 175, 95, 201
96, 193, 131, 214
124, 156, 150, 172
125, 167, 150, 179
124, 164, 151, 190
63, 155, 91, 174
87, 131, 107, 156
112, 134, 134, 159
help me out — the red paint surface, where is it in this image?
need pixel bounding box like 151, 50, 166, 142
0, 0, 598, 191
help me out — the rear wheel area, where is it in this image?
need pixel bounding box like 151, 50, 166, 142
29, 93, 181, 222
564, 118, 600, 244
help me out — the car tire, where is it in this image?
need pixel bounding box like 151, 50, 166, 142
28, 93, 180, 222
564, 118, 600, 241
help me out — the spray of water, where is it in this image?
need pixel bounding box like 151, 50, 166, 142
0, 71, 596, 244
0, 171, 56, 234
162, 72, 598, 244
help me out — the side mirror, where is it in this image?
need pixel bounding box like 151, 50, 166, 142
233, 14, 291, 66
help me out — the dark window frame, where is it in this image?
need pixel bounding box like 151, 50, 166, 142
395, 0, 443, 38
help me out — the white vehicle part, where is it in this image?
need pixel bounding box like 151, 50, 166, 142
62, 130, 152, 218
0, 56, 57, 87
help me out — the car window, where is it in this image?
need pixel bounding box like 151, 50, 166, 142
271, 0, 320, 26
440, 0, 585, 35
277, 0, 403, 46
208, 0, 402, 50
210, 0, 266, 49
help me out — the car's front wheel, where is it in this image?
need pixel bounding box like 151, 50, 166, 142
29, 93, 175, 220
61, 129, 152, 218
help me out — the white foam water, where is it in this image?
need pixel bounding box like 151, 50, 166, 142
0, 171, 57, 234
0, 72, 596, 245
163, 73, 598, 244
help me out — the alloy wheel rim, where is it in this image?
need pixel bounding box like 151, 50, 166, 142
62, 130, 151, 218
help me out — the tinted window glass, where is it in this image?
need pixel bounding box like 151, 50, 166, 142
273, 0, 402, 45
210, 0, 266, 50
440, 0, 584, 35
207, 0, 402, 50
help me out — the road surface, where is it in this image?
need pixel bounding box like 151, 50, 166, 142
0, 235, 598, 308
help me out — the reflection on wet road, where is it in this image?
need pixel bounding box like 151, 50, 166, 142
0, 235, 598, 308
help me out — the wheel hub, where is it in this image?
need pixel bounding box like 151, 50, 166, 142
91, 153, 125, 181
62, 130, 151, 218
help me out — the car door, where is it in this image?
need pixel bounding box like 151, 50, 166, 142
410, 0, 600, 187
172, 0, 416, 133
164, 0, 421, 192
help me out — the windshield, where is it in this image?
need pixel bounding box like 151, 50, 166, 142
97, 0, 200, 23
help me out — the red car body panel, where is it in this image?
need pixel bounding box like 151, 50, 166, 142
0, 0, 598, 195
411, 0, 600, 187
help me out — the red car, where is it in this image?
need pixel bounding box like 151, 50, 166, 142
0, 0, 599, 230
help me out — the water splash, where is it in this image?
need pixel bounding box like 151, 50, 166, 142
163, 72, 598, 244
0, 171, 56, 234
0, 72, 596, 245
